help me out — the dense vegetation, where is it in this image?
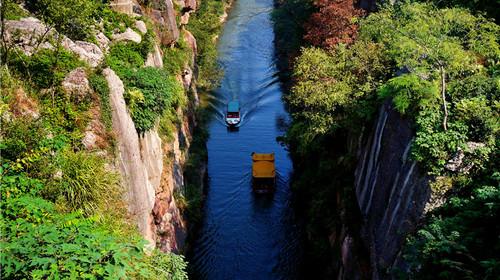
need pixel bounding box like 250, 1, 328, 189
275, 0, 499, 278
1, 0, 191, 278
187, 0, 230, 91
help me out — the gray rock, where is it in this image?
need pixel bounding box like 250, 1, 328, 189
61, 68, 91, 101
109, 0, 134, 15
96, 32, 110, 53
4, 17, 55, 55
112, 28, 142, 43
145, 44, 164, 68
62, 39, 104, 67
135, 20, 148, 34
5, 17, 104, 67
147, 0, 179, 46
184, 0, 197, 10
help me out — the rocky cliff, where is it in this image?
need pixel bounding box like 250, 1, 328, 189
106, 0, 200, 252
335, 101, 431, 279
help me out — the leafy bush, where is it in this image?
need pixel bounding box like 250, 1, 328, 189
97, 6, 136, 38
8, 48, 84, 89
123, 67, 184, 133
2, 0, 29, 20
0, 117, 45, 162
25, 0, 99, 41
0, 194, 189, 279
105, 42, 145, 77
378, 74, 439, 115
0, 164, 44, 202
163, 35, 193, 76
403, 170, 500, 279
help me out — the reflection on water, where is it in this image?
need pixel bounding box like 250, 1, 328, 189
189, 0, 302, 278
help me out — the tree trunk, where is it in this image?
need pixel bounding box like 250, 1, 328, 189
440, 65, 448, 131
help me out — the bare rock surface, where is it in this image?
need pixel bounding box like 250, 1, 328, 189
96, 32, 111, 53
184, 0, 197, 10
62, 39, 104, 67
61, 68, 91, 101
82, 107, 108, 150
112, 27, 142, 43
5, 17, 104, 67
4, 17, 55, 55
135, 20, 148, 34
103, 68, 156, 249
145, 44, 164, 68
184, 30, 197, 56
109, 0, 134, 15
147, 0, 179, 45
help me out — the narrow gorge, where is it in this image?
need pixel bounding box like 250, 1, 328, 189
1, 0, 498, 279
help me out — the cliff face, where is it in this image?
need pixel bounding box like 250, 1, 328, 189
106, 0, 200, 252
349, 101, 431, 279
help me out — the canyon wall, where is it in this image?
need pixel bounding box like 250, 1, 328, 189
107, 0, 199, 252
339, 101, 432, 279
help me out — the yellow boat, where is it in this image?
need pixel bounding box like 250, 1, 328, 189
251, 152, 276, 191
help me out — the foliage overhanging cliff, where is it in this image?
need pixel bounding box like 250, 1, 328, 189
273, 0, 499, 278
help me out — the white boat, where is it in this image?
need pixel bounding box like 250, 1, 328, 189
225, 101, 241, 126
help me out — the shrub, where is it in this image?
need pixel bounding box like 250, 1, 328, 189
123, 67, 184, 133
162, 36, 193, 76
0, 195, 189, 279
0, 117, 45, 162
8, 48, 84, 89
2, 0, 29, 20
45, 150, 119, 215
378, 74, 439, 115
105, 42, 145, 77
25, 0, 99, 41
304, 0, 364, 48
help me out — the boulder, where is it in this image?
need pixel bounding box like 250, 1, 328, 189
145, 44, 164, 68
135, 20, 148, 34
445, 142, 486, 173
133, 4, 144, 15
180, 13, 190, 25
183, 30, 197, 56
5, 17, 104, 67
109, 0, 134, 15
82, 107, 108, 151
61, 68, 91, 101
96, 32, 111, 53
61, 39, 104, 67
112, 28, 142, 43
181, 67, 193, 89
147, 0, 179, 46
4, 17, 55, 55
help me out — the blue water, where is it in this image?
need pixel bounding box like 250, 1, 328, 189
189, 0, 302, 278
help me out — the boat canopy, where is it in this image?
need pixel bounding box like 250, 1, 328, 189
228, 101, 240, 113
252, 153, 275, 178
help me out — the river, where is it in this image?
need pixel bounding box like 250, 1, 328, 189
189, 0, 302, 278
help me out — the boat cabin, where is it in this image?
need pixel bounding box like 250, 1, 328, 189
226, 101, 241, 126
251, 152, 276, 191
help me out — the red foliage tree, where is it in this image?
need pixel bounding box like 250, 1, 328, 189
304, 0, 365, 49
